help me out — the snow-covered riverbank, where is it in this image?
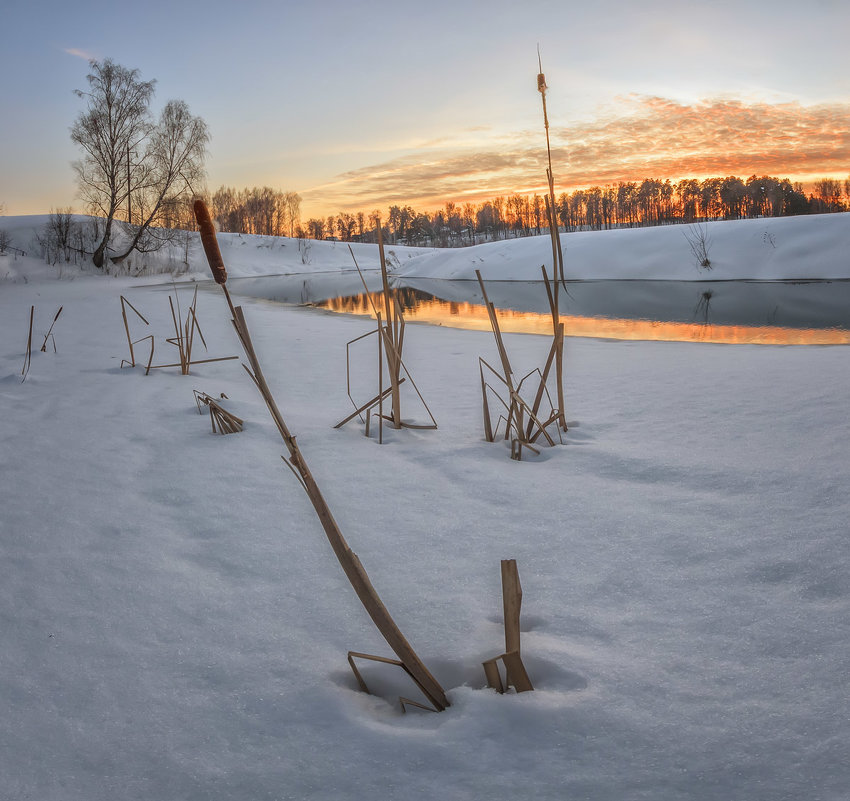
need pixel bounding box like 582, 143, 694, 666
1, 214, 848, 800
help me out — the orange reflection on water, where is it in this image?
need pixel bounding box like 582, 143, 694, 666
317, 293, 850, 345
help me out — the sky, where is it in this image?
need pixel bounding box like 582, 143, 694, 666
1, 0, 848, 221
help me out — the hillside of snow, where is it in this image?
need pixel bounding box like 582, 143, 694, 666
3, 212, 849, 284
398, 213, 850, 282
0, 214, 431, 283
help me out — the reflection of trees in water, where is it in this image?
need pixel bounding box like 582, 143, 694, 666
318, 288, 477, 320
320, 288, 439, 315
298, 282, 850, 344
693, 290, 713, 325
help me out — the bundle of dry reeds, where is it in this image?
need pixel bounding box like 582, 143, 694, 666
336, 228, 437, 442
119, 289, 237, 375
193, 390, 243, 434
476, 57, 569, 459
477, 270, 562, 460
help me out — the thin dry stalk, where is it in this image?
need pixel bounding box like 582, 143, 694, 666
377, 225, 402, 428
537, 54, 568, 433
21, 306, 34, 382
194, 200, 449, 712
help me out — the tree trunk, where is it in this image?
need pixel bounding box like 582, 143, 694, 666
112, 199, 163, 264
92, 214, 114, 269
111, 224, 145, 264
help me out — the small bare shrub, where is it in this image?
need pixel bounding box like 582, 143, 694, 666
684, 223, 712, 270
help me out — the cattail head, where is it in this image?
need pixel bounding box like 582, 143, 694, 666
193, 199, 228, 284
537, 72, 547, 94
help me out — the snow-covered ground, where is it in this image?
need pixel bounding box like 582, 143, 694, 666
1, 213, 849, 800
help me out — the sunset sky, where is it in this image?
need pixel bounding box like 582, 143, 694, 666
1, 0, 848, 220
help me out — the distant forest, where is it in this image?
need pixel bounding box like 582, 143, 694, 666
165, 175, 849, 248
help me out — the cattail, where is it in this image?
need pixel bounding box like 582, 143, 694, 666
537, 45, 547, 95
40, 306, 63, 352
193, 199, 227, 284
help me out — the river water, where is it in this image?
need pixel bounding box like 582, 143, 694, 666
224, 272, 850, 345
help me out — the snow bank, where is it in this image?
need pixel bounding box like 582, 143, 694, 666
398, 213, 850, 282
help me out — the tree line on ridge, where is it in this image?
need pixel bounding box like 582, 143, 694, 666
199, 174, 849, 247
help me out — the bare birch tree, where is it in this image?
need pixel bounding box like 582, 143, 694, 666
111, 100, 209, 262
71, 59, 155, 268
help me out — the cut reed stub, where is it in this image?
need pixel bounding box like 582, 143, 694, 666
483, 559, 534, 694
193, 199, 227, 284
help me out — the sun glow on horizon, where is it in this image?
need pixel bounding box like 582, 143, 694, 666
295, 95, 850, 221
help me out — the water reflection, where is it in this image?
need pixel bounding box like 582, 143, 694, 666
225, 274, 850, 345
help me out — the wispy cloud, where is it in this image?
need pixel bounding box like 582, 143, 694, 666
64, 48, 97, 62
302, 97, 850, 214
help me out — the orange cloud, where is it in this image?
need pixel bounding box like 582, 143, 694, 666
302, 97, 850, 215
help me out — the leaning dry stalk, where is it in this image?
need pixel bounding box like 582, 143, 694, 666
193, 200, 449, 711
21, 306, 34, 382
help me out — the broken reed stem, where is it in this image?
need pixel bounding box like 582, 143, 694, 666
120, 295, 152, 368
193, 199, 449, 712
502, 559, 522, 657
483, 559, 534, 694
